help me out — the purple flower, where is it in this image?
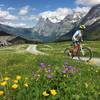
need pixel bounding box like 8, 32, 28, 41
62, 69, 67, 74
67, 66, 74, 71
39, 63, 46, 69
47, 74, 53, 79
48, 68, 53, 73
64, 61, 68, 66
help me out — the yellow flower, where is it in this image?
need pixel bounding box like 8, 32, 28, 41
0, 90, 4, 96
50, 89, 57, 96
4, 77, 10, 81
96, 70, 98, 73
42, 91, 49, 96
12, 84, 18, 90
24, 83, 29, 88
16, 75, 21, 80
13, 80, 18, 84
1, 81, 7, 86
63, 74, 66, 77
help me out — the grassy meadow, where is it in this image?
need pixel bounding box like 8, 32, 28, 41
0, 41, 100, 100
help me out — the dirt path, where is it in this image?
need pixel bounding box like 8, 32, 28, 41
73, 57, 100, 66
26, 45, 47, 55
26, 45, 100, 66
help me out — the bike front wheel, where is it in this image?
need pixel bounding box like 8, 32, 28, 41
78, 47, 92, 62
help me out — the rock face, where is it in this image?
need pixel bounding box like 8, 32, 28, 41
81, 4, 100, 26
33, 13, 84, 42
34, 17, 60, 37
81, 4, 100, 40
58, 4, 100, 41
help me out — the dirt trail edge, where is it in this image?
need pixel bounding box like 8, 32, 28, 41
26, 45, 47, 55
73, 57, 100, 66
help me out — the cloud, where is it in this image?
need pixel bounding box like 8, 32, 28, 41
39, 7, 90, 23
0, 21, 28, 28
0, 10, 17, 21
28, 15, 39, 21
75, 0, 100, 6
0, 8, 38, 28
19, 5, 31, 15
7, 7, 16, 11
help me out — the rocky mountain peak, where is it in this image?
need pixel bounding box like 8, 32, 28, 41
81, 4, 100, 25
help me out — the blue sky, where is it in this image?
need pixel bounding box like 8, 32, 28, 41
0, 0, 99, 28
0, 0, 76, 12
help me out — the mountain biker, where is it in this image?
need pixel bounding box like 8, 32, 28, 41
69, 25, 86, 57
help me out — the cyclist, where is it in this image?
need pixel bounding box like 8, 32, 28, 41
69, 25, 86, 57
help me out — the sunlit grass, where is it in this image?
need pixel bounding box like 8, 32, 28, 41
0, 41, 100, 99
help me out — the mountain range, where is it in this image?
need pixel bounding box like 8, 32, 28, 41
0, 4, 100, 43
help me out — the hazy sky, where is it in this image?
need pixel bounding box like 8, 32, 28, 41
0, 0, 99, 28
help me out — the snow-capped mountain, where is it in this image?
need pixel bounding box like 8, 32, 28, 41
0, 4, 100, 43
34, 17, 60, 37
33, 10, 86, 40
58, 4, 100, 41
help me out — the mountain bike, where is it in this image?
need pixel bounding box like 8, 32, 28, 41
64, 43, 92, 62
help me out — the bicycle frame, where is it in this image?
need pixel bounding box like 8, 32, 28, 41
80, 44, 85, 56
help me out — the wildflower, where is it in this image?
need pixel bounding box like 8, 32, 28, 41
96, 70, 98, 73
12, 84, 18, 90
16, 75, 21, 80
13, 80, 18, 84
48, 68, 53, 73
67, 66, 74, 71
39, 63, 45, 69
64, 61, 68, 66
24, 83, 29, 88
62, 70, 67, 74
47, 74, 53, 79
50, 89, 57, 96
63, 74, 66, 77
4, 77, 10, 81
1, 81, 7, 86
0, 90, 4, 96
67, 66, 74, 73
42, 91, 49, 96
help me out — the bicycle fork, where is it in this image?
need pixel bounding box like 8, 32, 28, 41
80, 45, 85, 56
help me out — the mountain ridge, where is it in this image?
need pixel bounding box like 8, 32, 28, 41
0, 4, 100, 43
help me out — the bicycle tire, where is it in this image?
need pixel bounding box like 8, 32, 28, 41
78, 47, 92, 62
64, 48, 69, 55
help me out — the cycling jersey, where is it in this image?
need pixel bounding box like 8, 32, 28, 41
72, 30, 82, 41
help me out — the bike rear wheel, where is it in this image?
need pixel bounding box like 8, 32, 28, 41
78, 47, 92, 62
64, 48, 69, 55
